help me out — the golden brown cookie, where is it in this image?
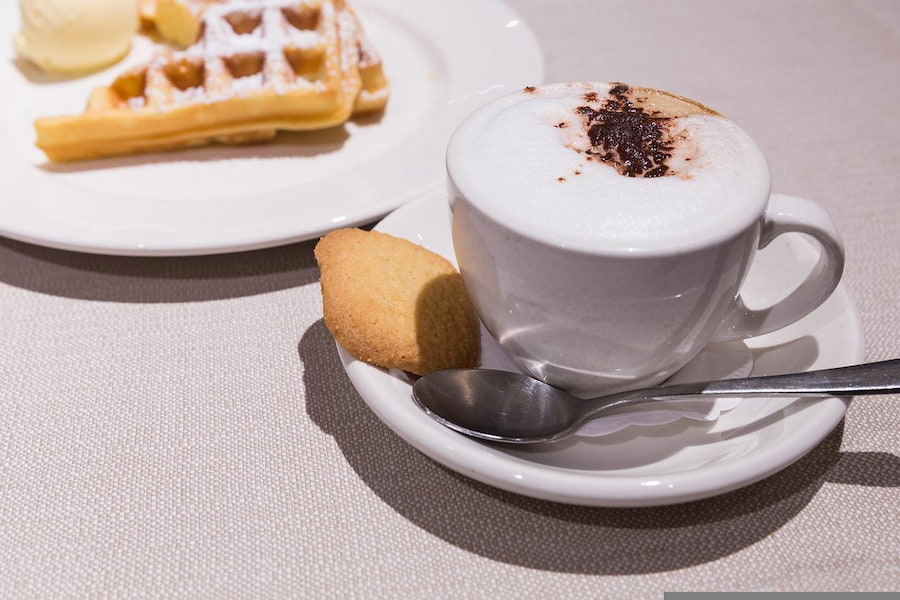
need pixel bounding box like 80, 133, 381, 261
315, 228, 480, 375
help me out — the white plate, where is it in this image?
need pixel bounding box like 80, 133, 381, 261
0, 0, 543, 256
338, 192, 865, 507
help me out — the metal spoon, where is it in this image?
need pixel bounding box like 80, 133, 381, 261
411, 359, 900, 444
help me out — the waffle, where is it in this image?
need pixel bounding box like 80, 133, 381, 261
34, 0, 388, 162
142, 0, 388, 113
348, 8, 388, 114
146, 0, 226, 46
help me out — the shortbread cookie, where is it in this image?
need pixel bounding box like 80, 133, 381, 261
315, 228, 480, 375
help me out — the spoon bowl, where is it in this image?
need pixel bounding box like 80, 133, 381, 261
412, 369, 585, 443
412, 359, 900, 444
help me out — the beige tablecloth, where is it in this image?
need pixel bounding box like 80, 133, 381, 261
1, 0, 899, 596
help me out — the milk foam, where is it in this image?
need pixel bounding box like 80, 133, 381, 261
447, 83, 772, 253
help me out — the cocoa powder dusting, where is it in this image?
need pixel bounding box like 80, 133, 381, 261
575, 84, 675, 178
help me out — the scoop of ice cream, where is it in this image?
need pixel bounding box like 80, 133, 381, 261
15, 0, 138, 74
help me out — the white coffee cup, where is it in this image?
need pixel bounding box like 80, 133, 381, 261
446, 82, 844, 395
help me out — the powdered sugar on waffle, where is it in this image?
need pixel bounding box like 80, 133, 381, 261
133, 0, 341, 108
196, 0, 328, 56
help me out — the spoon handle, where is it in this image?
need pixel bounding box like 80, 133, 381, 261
699, 358, 900, 396
619, 358, 900, 404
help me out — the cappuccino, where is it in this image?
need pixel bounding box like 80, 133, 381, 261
447, 82, 771, 253
447, 82, 844, 394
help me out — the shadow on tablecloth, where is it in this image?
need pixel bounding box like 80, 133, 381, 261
0, 235, 319, 302
300, 318, 900, 575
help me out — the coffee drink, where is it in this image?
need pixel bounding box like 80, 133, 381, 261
447, 82, 843, 395
448, 82, 771, 253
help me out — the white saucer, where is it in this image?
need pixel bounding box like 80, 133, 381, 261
338, 191, 865, 507
0, 0, 542, 256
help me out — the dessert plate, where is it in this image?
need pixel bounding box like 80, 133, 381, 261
337, 192, 865, 507
0, 0, 543, 256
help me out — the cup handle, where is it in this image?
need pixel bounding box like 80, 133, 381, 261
711, 193, 845, 342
